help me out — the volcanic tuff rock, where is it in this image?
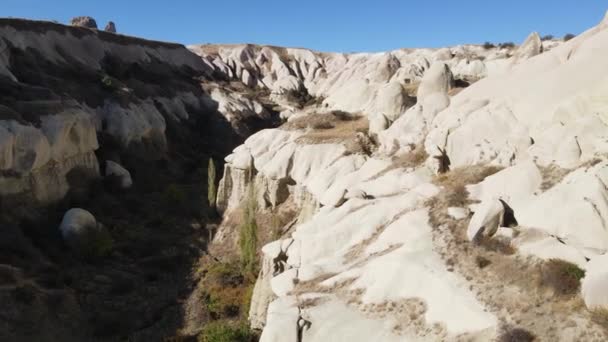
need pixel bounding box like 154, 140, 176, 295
0, 18, 281, 203
70, 16, 98, 29
104, 21, 116, 33
189, 32, 558, 123
213, 11, 608, 342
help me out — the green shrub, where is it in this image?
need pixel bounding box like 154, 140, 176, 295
100, 74, 121, 92
163, 183, 187, 207
563, 33, 576, 41
541, 259, 585, 296
198, 321, 253, 342
483, 42, 495, 49
72, 226, 114, 260
207, 158, 217, 210
239, 185, 258, 275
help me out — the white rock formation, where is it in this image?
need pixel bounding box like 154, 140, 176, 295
466, 199, 505, 241
213, 11, 608, 342
189, 35, 550, 122
105, 160, 132, 188
582, 254, 608, 309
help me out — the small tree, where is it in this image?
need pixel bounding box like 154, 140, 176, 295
482, 42, 495, 50
563, 33, 576, 41
207, 158, 217, 210
239, 184, 258, 275
541, 34, 554, 41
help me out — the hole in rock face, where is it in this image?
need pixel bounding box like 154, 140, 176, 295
499, 199, 518, 227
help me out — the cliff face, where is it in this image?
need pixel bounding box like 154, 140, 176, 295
0, 19, 286, 342
213, 13, 608, 342
0, 18, 281, 204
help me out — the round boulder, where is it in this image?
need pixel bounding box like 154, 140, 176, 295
59, 208, 103, 250
105, 160, 133, 189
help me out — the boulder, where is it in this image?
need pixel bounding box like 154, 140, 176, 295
59, 208, 103, 250
70, 16, 98, 29
466, 199, 505, 241
104, 21, 117, 33
105, 160, 133, 188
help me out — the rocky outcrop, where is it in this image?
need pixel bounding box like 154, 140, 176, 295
70, 16, 97, 29
189, 37, 552, 122
104, 21, 116, 33
0, 18, 280, 203
514, 32, 543, 61
377, 62, 453, 156
210, 12, 608, 342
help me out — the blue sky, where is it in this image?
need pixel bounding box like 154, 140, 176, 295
3, 1, 606, 52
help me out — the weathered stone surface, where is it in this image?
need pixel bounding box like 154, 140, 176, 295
105, 160, 132, 188
104, 21, 116, 33
70, 16, 98, 29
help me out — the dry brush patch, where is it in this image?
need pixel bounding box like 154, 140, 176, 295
539, 158, 603, 191
540, 259, 585, 297
422, 163, 608, 340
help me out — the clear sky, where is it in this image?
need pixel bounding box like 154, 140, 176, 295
2, 1, 606, 52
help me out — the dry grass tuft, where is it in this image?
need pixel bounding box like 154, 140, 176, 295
475, 255, 491, 269
498, 326, 536, 342
288, 111, 371, 153
591, 308, 608, 331
283, 110, 360, 131
539, 164, 570, 191
478, 236, 516, 255
539, 158, 603, 191
540, 259, 585, 297
392, 145, 429, 170
427, 164, 503, 233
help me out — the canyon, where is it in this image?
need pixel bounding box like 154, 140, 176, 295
0, 11, 608, 342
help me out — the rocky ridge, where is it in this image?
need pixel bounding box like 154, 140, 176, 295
213, 12, 608, 342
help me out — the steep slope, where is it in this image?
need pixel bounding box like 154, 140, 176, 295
214, 13, 608, 342
0, 19, 284, 341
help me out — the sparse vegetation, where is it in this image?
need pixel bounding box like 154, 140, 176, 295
563, 33, 576, 41
541, 34, 554, 41
541, 259, 585, 296
499, 326, 536, 342
591, 308, 608, 330
475, 255, 491, 269
426, 165, 503, 229
198, 320, 254, 342
289, 111, 370, 152
477, 235, 515, 255
100, 73, 121, 92
483, 42, 495, 49
239, 185, 258, 275
163, 183, 188, 208
393, 144, 429, 170
499, 42, 516, 49
76, 226, 114, 260
208, 158, 217, 210
202, 262, 248, 319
